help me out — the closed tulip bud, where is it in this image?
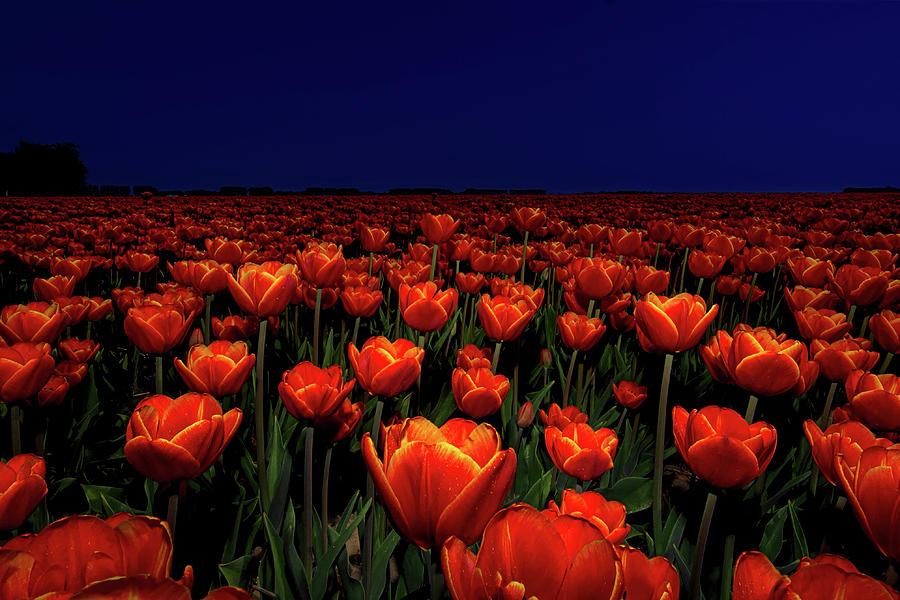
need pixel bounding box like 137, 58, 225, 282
174, 340, 256, 397
278, 361, 355, 420
477, 294, 536, 342
125, 392, 242, 483
608, 228, 642, 256
59, 338, 99, 363
787, 256, 835, 287
54, 359, 87, 386
634, 292, 718, 354
688, 250, 728, 279
557, 311, 607, 351
870, 309, 900, 354
783, 285, 840, 312
116, 251, 159, 273
226, 261, 298, 317
543, 489, 630, 544
362, 417, 516, 549
516, 402, 534, 427
673, 405, 776, 488
811, 337, 879, 383
85, 296, 114, 321
314, 397, 365, 442
793, 307, 852, 342
733, 551, 898, 600
205, 236, 244, 265
399, 281, 458, 332
37, 374, 70, 407
451, 367, 510, 419
844, 370, 900, 431
348, 336, 424, 397
50, 256, 92, 281
0, 302, 68, 345
612, 380, 647, 410
0, 342, 55, 402
540, 347, 552, 367
124, 304, 198, 354
577, 223, 609, 246
0, 453, 47, 530
545, 423, 618, 481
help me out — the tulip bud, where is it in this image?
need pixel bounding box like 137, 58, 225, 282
540, 348, 552, 367
516, 402, 534, 428
188, 327, 204, 347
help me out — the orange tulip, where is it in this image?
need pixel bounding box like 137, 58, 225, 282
359, 224, 390, 252
634, 292, 718, 354
348, 336, 424, 397
278, 361, 355, 420
557, 311, 607, 351
314, 395, 365, 442
793, 307, 852, 342
0, 513, 193, 599
811, 336, 879, 382
124, 304, 198, 354
733, 551, 898, 600
672, 405, 776, 488
803, 419, 892, 486
125, 392, 242, 483
420, 213, 461, 244
362, 417, 516, 549
297, 242, 346, 288
571, 257, 628, 300
455, 344, 493, 370
340, 286, 383, 317
612, 380, 647, 410
398, 281, 458, 332
174, 340, 256, 396
0, 302, 67, 345
510, 207, 547, 233
476, 294, 536, 341
0, 342, 55, 402
545, 423, 618, 481
619, 546, 680, 600
451, 367, 510, 418
827, 264, 891, 307
53, 578, 254, 600
539, 403, 589, 429
211, 314, 259, 341
226, 261, 298, 317
870, 309, 900, 354
0, 453, 47, 530
543, 489, 629, 544
205, 237, 244, 265
441, 503, 624, 600
688, 250, 728, 279
455, 271, 486, 294
189, 259, 233, 294
843, 370, 900, 431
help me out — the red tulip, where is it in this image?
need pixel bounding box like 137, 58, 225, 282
543, 489, 629, 544
59, 338, 100, 363
870, 309, 900, 354
0, 342, 55, 402
0, 302, 67, 345
278, 361, 355, 420
174, 340, 256, 397
297, 242, 346, 288
672, 405, 776, 488
340, 286, 383, 318
50, 256, 92, 281
451, 367, 510, 419
398, 281, 458, 332
571, 257, 627, 300
33, 275, 77, 302
362, 417, 516, 549
37, 374, 70, 407
205, 237, 244, 265
124, 304, 198, 354
545, 423, 618, 481
211, 315, 259, 342
359, 224, 390, 252
608, 228, 642, 256
612, 380, 647, 410
557, 311, 607, 351
688, 250, 727, 279
456, 344, 493, 370
619, 546, 680, 600
843, 370, 900, 431
441, 503, 624, 600
348, 336, 424, 397
420, 213, 461, 244
783, 285, 840, 312
631, 265, 671, 295
477, 294, 536, 341
540, 403, 589, 429
827, 264, 890, 307
189, 259, 233, 294
787, 256, 835, 287
811, 336, 879, 382
803, 419, 892, 486
793, 307, 852, 342
226, 262, 298, 317
0, 453, 47, 530
125, 392, 242, 483
733, 551, 897, 600
510, 207, 547, 233
634, 292, 718, 354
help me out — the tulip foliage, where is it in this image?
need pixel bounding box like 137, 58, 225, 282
0, 191, 899, 599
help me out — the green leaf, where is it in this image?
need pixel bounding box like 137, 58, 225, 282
759, 505, 789, 562
602, 476, 653, 513
367, 530, 401, 600
219, 554, 254, 589
522, 469, 553, 508
311, 499, 372, 600
787, 501, 809, 560
263, 512, 295, 600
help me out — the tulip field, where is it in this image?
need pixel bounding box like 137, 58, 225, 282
2, 192, 900, 600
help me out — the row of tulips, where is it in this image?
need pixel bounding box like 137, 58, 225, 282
0, 192, 899, 599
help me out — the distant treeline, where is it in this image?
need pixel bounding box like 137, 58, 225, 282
842, 186, 899, 193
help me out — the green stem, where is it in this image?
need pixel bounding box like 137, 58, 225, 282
721, 533, 736, 600
741, 272, 758, 324
520, 231, 529, 283
10, 405, 21, 455
304, 427, 315, 574
689, 492, 718, 600
351, 316, 361, 350
491, 341, 502, 374
879, 352, 894, 374
155, 355, 163, 395
563, 350, 578, 406
859, 315, 870, 339
628, 412, 641, 450
255, 320, 269, 509
429, 243, 439, 282
696, 277, 704, 298
204, 294, 213, 345
322, 445, 333, 553
847, 304, 857, 330
745, 394, 758, 423
363, 400, 385, 592
429, 547, 444, 600
817, 381, 839, 429
653, 353, 674, 554
653, 242, 660, 268
167, 486, 180, 541
313, 288, 323, 366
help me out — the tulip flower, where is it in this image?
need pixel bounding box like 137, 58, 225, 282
827, 264, 890, 307
0, 341, 55, 403
836, 445, 900, 562
455, 271, 486, 294
441, 503, 624, 600
619, 546, 680, 600
125, 392, 242, 483
211, 314, 259, 341
476, 294, 536, 342
341, 286, 383, 318
803, 419, 892, 486
571, 257, 628, 300
634, 292, 718, 354
793, 307, 852, 342
398, 281, 458, 332
37, 374, 70, 407
612, 380, 647, 410
50, 256, 92, 281
50, 578, 254, 600
85, 296, 114, 321
451, 367, 510, 418
0, 453, 47, 530
59, 338, 100, 363
557, 311, 607, 352
226, 261, 298, 317
688, 250, 728, 279
510, 207, 547, 233
810, 336, 879, 382
631, 265, 671, 295
116, 250, 159, 273
205, 237, 244, 265
174, 340, 256, 397
124, 304, 198, 355
539, 403, 589, 429
189, 259, 233, 294
278, 361, 355, 420
314, 396, 365, 442
672, 405, 776, 488
362, 417, 516, 549
456, 343, 493, 370
0, 513, 193, 599
359, 224, 390, 252
33, 275, 77, 302
420, 213, 461, 244
786, 256, 835, 287
843, 370, 900, 431
543, 489, 630, 544
0, 302, 67, 345
545, 422, 618, 481
783, 285, 840, 312
870, 309, 900, 354
733, 551, 898, 600
297, 242, 346, 288
55, 359, 88, 386
348, 336, 424, 397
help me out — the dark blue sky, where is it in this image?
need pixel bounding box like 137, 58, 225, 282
2, 1, 898, 192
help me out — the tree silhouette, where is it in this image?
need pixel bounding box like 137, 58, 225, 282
0, 141, 88, 196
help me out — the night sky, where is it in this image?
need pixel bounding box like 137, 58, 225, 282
2, 1, 898, 193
